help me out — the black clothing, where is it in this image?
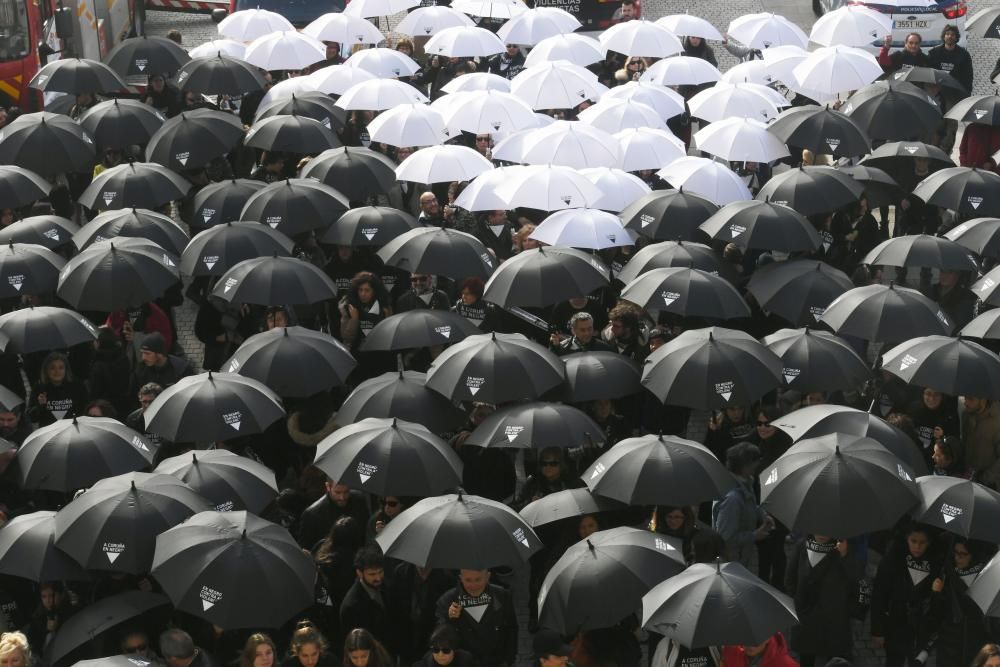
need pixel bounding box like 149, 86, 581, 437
298, 492, 371, 550
928, 44, 973, 95
27, 380, 88, 426
128, 355, 194, 404
435, 583, 517, 667
339, 579, 392, 651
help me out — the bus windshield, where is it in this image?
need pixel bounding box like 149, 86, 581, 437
234, 0, 345, 26
0, 0, 29, 63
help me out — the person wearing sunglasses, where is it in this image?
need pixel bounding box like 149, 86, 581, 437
930, 538, 993, 667
413, 625, 475, 667
750, 405, 792, 591
365, 497, 409, 542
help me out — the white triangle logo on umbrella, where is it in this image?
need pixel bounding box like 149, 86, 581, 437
729, 224, 746, 239
200, 585, 222, 610
940, 502, 962, 523
981, 278, 995, 293
228, 358, 240, 372
132, 436, 150, 452
43, 229, 60, 241
512, 527, 530, 548
764, 468, 778, 486
661, 291, 680, 306
783, 368, 800, 384
969, 196, 984, 210
223, 277, 238, 293
504, 425, 524, 442
103, 192, 117, 206
103, 542, 125, 563
590, 462, 606, 479
903, 146, 919, 154
435, 326, 452, 339
899, 354, 918, 371
176, 152, 190, 166
201, 208, 215, 222
362, 228, 378, 241
826, 138, 840, 152
357, 462, 377, 484
203, 259, 217, 271
640, 214, 654, 228
202, 599, 214, 610
975, 109, 988, 119
162, 254, 175, 267
466, 376, 485, 396
107, 552, 120, 563
715, 380, 734, 402
266, 216, 282, 229
223, 411, 242, 431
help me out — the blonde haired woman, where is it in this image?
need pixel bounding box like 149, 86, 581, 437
0, 632, 31, 667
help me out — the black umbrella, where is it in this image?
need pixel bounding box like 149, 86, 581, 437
143, 372, 285, 443
755, 166, 864, 216
254, 92, 346, 133
0, 306, 98, 354
583, 433, 736, 506
79, 99, 165, 150
767, 104, 870, 158
746, 259, 854, 327
482, 246, 608, 309
57, 238, 180, 311
103, 35, 191, 78
962, 309, 1000, 340
244, 114, 341, 154
0, 111, 96, 175
889, 66, 966, 93
145, 110, 245, 173
945, 217, 1000, 259
836, 164, 904, 208
861, 234, 977, 272
75, 656, 153, 667
945, 94, 1000, 126
539, 527, 685, 634
911, 476, 1000, 541
968, 552, 1000, 617
46, 591, 172, 664
0, 166, 51, 209
53, 472, 209, 574
761, 328, 870, 393
617, 241, 721, 285
300, 146, 398, 200
79, 162, 191, 211
621, 267, 750, 320
151, 511, 314, 630
0, 511, 88, 582
700, 200, 821, 252
375, 493, 542, 569
17, 417, 155, 492
820, 283, 953, 341
519, 488, 626, 528
335, 370, 467, 432
465, 401, 605, 449
155, 450, 278, 514
425, 332, 566, 404
189, 178, 267, 229
882, 336, 1000, 399
29, 58, 126, 94
73, 208, 190, 255
913, 167, 1000, 218
773, 404, 928, 475
175, 55, 266, 96
759, 433, 919, 537
321, 206, 421, 247
972, 266, 1000, 307
641, 327, 783, 409
641, 561, 797, 648
211, 256, 338, 306
2, 215, 79, 249
313, 417, 462, 496
561, 351, 641, 402
361, 309, 482, 351
860, 140, 955, 182
967, 7, 1000, 38
180, 222, 293, 278
225, 326, 357, 397
0, 242, 65, 297
240, 178, 350, 237
378, 227, 495, 281
842, 80, 941, 141
618, 188, 719, 242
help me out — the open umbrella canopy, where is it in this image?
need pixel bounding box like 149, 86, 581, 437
0, 306, 97, 354
175, 55, 266, 96
519, 487, 626, 528
396, 5, 475, 37
0, 511, 89, 582
218, 8, 294, 40
762, 327, 870, 392
621, 267, 750, 320
155, 450, 278, 514
911, 476, 1000, 542
47, 591, 172, 664
344, 47, 421, 78
211, 256, 337, 307
56, 238, 180, 311
529, 209, 632, 250
244, 114, 341, 154
755, 165, 864, 216
946, 94, 1000, 126
0, 166, 51, 210
360, 309, 481, 351
79, 161, 192, 211
146, 110, 245, 173
657, 157, 752, 206
180, 221, 292, 278
301, 147, 399, 200
641, 56, 721, 87
913, 167, 1000, 218
189, 178, 267, 229
560, 351, 642, 402
74, 208, 189, 255
324, 206, 421, 248
254, 92, 346, 134
304, 11, 385, 44
700, 200, 820, 253
378, 227, 495, 281
619, 189, 719, 242
746, 259, 854, 326
498, 7, 580, 45
862, 234, 978, 271
766, 105, 870, 158
842, 80, 941, 141
245, 31, 326, 71
945, 217, 1000, 259
597, 19, 683, 58
335, 370, 467, 433
821, 283, 953, 341
103, 35, 190, 78
617, 241, 721, 284
29, 58, 126, 94
465, 401, 605, 449
366, 104, 448, 148
0, 242, 65, 298
2, 215, 79, 249
881, 336, 1000, 399
240, 177, 350, 237
0, 112, 96, 175
688, 82, 784, 122
727, 11, 808, 49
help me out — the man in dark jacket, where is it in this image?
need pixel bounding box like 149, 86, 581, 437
877, 32, 930, 73
436, 569, 518, 667
486, 44, 525, 80
395, 274, 451, 312
298, 479, 370, 549
928, 25, 973, 95
127, 332, 193, 403
339, 546, 392, 652
550, 313, 613, 356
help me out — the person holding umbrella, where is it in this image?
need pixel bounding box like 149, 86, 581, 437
751, 405, 792, 590
128, 333, 193, 405
339, 272, 392, 361
435, 569, 517, 667
550, 313, 613, 356
712, 442, 773, 568
27, 352, 88, 427
930, 537, 993, 667
906, 389, 961, 464
298, 479, 370, 551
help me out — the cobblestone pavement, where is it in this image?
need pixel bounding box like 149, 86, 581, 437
147, 4, 1000, 664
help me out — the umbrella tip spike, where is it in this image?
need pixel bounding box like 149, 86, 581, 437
392, 416, 397, 427
586, 538, 595, 552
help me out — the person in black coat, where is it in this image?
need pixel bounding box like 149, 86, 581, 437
435, 570, 517, 667
27, 351, 88, 427
87, 327, 132, 418
298, 480, 371, 550
339, 546, 393, 655
906, 388, 961, 465
930, 537, 994, 667
313, 516, 365, 641
392, 571, 457, 666
283, 622, 340, 667
411, 625, 478, 667
785, 536, 862, 667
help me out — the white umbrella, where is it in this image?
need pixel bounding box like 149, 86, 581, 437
303, 13, 385, 46
493, 164, 604, 210
425, 26, 506, 58
792, 45, 882, 96
497, 7, 581, 46
452, 0, 527, 19
188, 39, 246, 60
579, 99, 666, 133
245, 32, 326, 71
602, 81, 685, 120
640, 56, 721, 87
655, 15, 724, 41
615, 127, 686, 172
217, 8, 293, 41
530, 208, 633, 249
343, 0, 420, 18
434, 90, 538, 135
442, 72, 511, 94
688, 82, 782, 122
307, 64, 377, 96
336, 78, 430, 111
809, 5, 893, 47
491, 128, 534, 163
524, 34, 605, 68
692, 117, 790, 163
598, 20, 683, 58
721, 60, 776, 86
454, 167, 516, 211
761, 45, 809, 83
727, 13, 809, 49
259, 77, 317, 108
580, 167, 651, 213
876, 0, 936, 7
657, 157, 752, 205
396, 145, 493, 184
519, 121, 622, 168
345, 47, 421, 78
367, 104, 448, 148
396, 6, 475, 37
511, 60, 606, 110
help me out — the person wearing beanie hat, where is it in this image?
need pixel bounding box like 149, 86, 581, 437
140, 332, 167, 356
128, 332, 193, 408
